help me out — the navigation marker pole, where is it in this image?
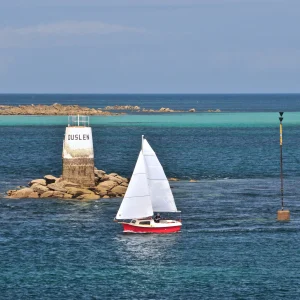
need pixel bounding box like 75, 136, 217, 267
277, 112, 290, 221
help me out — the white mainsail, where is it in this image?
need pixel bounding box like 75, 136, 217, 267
115, 151, 153, 220
143, 138, 178, 212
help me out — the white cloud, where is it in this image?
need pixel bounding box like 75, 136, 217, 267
0, 21, 145, 48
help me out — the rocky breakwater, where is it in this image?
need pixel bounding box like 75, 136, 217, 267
0, 103, 118, 116
6, 169, 129, 200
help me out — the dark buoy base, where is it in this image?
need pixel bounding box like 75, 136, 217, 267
277, 210, 290, 221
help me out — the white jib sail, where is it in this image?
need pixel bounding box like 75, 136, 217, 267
115, 151, 153, 220
142, 139, 178, 212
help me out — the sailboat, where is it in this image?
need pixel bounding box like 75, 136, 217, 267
115, 136, 182, 233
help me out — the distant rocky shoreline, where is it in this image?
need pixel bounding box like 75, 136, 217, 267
0, 103, 117, 116
6, 168, 129, 200
103, 105, 186, 113
102, 105, 221, 113
0, 103, 221, 115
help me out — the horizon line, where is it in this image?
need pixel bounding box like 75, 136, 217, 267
0, 92, 300, 95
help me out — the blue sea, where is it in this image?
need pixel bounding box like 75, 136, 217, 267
0, 94, 300, 299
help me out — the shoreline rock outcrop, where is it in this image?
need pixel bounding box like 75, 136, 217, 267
6, 168, 129, 200
189, 179, 198, 182
169, 178, 180, 181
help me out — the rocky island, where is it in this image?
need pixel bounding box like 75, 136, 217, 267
102, 106, 221, 113
6, 168, 129, 200
103, 105, 185, 113
0, 104, 221, 115
0, 103, 117, 116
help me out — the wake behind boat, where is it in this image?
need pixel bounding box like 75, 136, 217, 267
115, 136, 182, 233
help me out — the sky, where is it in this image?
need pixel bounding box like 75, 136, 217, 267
0, 0, 299, 93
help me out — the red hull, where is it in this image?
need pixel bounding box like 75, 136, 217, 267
122, 223, 181, 233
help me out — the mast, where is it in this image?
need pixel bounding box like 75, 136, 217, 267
142, 135, 144, 152
279, 112, 284, 210
277, 112, 290, 221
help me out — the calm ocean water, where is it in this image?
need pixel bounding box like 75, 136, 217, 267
0, 94, 300, 299
1, 93, 300, 111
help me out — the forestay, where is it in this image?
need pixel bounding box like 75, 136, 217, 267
115, 151, 153, 220
143, 139, 178, 212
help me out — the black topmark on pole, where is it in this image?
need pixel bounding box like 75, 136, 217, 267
279, 112, 284, 210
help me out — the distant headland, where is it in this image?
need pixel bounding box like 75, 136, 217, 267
0, 103, 221, 115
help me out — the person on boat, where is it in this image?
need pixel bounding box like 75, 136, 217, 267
154, 213, 161, 223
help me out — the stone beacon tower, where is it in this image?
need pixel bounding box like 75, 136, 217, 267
62, 115, 95, 187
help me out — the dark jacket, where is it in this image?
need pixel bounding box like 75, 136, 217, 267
154, 215, 161, 223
